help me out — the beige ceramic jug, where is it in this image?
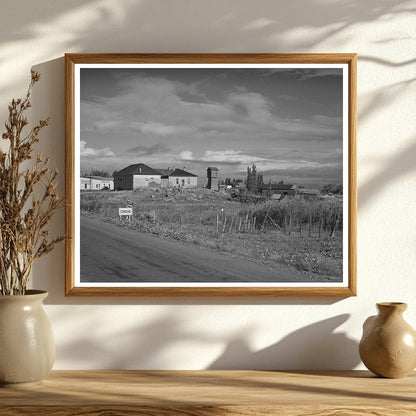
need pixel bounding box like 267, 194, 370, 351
359, 302, 416, 378
0, 290, 55, 386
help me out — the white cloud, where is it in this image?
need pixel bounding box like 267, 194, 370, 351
131, 122, 194, 137
179, 150, 194, 160
80, 140, 115, 158
200, 149, 259, 164
184, 149, 336, 173
138, 122, 177, 136
227, 91, 274, 124
82, 72, 340, 150
92, 120, 121, 131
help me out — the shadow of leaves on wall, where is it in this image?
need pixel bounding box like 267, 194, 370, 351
54, 310, 219, 369
53, 310, 359, 370
359, 138, 416, 210
0, 0, 414, 97
208, 314, 360, 370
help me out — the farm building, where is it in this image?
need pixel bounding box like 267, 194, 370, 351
299, 188, 321, 200
160, 168, 198, 188
113, 163, 161, 190
113, 163, 198, 190
260, 182, 299, 199
80, 176, 114, 191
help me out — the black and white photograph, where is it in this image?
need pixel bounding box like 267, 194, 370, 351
65, 54, 356, 296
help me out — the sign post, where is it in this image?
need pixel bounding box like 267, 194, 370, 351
119, 207, 133, 221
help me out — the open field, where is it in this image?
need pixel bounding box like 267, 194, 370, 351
80, 188, 343, 282
81, 216, 309, 283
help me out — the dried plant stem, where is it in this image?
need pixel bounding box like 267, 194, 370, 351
0, 71, 66, 295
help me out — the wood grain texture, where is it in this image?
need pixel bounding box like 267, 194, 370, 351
65, 54, 75, 296
65, 286, 356, 297
65, 53, 357, 64
348, 55, 358, 296
1, 370, 415, 415
64, 53, 357, 297
3, 405, 416, 416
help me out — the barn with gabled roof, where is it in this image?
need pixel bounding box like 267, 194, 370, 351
113, 163, 162, 190
113, 163, 198, 190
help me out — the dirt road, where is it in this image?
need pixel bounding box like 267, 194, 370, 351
80, 216, 308, 283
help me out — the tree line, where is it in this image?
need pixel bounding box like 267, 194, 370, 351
245, 163, 342, 195
81, 169, 111, 178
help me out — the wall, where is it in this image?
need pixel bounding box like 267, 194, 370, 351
114, 174, 134, 191
0, 0, 415, 370
133, 174, 162, 189
168, 176, 198, 188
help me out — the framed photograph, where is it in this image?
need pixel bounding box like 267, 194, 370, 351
65, 53, 356, 296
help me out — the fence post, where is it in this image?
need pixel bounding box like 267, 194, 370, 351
229, 216, 234, 233
330, 212, 340, 238
222, 217, 227, 233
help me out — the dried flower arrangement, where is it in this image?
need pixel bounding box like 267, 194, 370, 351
0, 71, 65, 295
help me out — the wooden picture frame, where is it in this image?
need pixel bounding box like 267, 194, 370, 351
65, 53, 356, 296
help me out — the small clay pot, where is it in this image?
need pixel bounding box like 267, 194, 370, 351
359, 302, 416, 378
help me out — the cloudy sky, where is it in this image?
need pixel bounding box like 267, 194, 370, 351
80, 66, 344, 186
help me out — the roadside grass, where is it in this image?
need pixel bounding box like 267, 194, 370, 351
80, 189, 343, 281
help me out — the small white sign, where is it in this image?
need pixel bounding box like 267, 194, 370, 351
119, 207, 133, 215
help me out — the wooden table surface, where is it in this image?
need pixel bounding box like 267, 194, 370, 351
1, 370, 415, 415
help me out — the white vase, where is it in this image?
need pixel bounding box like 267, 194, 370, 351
0, 290, 55, 387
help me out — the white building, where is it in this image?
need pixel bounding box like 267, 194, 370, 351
113, 163, 162, 190
113, 164, 198, 190
160, 168, 198, 188
80, 176, 114, 191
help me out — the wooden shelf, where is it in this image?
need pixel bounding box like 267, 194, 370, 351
1, 370, 415, 415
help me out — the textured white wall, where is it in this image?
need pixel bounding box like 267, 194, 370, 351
0, 0, 415, 370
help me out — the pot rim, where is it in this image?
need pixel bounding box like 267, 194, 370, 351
377, 302, 407, 312
0, 290, 48, 301
377, 302, 407, 306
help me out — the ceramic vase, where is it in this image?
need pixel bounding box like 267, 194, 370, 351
359, 302, 416, 378
0, 290, 55, 387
